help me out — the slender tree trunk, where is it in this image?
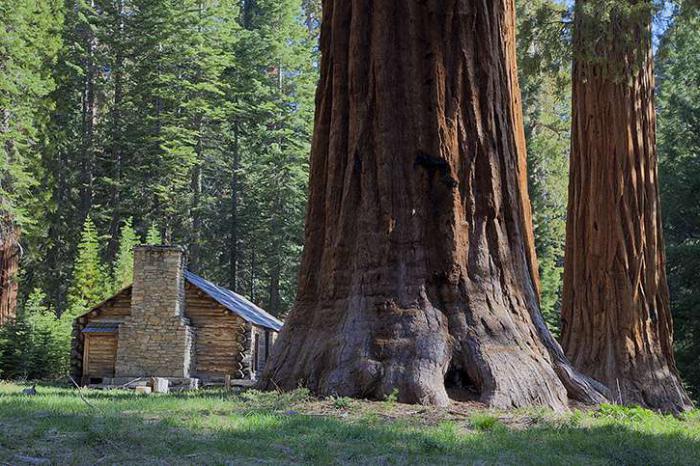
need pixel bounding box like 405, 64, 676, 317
47, 145, 69, 315
267, 63, 285, 316
189, 0, 205, 271
250, 243, 256, 302
79, 0, 97, 221
190, 161, 203, 271
561, 0, 692, 413
229, 124, 240, 291
268, 188, 282, 316
260, 0, 607, 409
242, 0, 256, 28
107, 0, 125, 261
268, 264, 281, 316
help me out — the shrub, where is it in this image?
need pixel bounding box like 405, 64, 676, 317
330, 395, 351, 410
385, 388, 400, 404
0, 289, 70, 380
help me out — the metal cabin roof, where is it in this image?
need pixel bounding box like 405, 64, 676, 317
82, 322, 120, 333
184, 271, 283, 332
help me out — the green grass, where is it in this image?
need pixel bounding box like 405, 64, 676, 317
0, 382, 698, 465
469, 413, 503, 431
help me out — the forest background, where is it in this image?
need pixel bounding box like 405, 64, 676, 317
0, 0, 697, 398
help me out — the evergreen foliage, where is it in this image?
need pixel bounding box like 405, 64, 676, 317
13, 0, 318, 319
0, 289, 69, 379
112, 217, 138, 291
516, 0, 572, 333
0, 0, 696, 398
0, 0, 62, 218
145, 225, 161, 245
66, 217, 109, 318
656, 3, 700, 397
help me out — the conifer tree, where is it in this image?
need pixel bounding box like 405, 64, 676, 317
41, 0, 103, 315
145, 225, 161, 245
516, 0, 572, 332
216, 0, 315, 310
112, 217, 138, 290
66, 217, 109, 318
0, 0, 63, 323
0, 288, 69, 379
656, 3, 700, 399
23, 288, 69, 377
562, 0, 692, 412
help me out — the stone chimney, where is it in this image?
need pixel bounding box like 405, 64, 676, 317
115, 245, 195, 378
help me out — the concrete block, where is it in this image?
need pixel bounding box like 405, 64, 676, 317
135, 386, 152, 395
151, 377, 169, 394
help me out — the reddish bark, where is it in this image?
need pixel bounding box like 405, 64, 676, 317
561, 1, 692, 413
0, 210, 19, 326
260, 0, 607, 409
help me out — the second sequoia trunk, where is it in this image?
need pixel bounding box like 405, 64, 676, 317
561, 1, 692, 412
260, 0, 607, 409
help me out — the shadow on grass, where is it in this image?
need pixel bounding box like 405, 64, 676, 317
159, 414, 700, 465
0, 394, 698, 465
0, 382, 244, 402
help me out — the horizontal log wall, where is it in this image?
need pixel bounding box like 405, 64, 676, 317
85, 334, 117, 378
71, 287, 133, 381
185, 283, 249, 379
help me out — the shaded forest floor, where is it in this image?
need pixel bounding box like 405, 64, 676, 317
0, 382, 698, 465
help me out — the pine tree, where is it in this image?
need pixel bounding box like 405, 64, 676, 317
0, 288, 69, 379
23, 288, 70, 378
66, 217, 109, 318
0, 0, 63, 323
41, 0, 103, 315
213, 0, 315, 310
112, 217, 138, 291
656, 3, 700, 399
516, 0, 572, 333
145, 225, 161, 245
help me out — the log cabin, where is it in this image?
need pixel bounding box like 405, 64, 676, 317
71, 245, 282, 389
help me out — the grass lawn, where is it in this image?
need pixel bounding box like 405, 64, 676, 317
0, 382, 698, 465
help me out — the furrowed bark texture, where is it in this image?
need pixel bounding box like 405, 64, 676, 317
260, 0, 607, 409
562, 1, 692, 413
0, 211, 19, 326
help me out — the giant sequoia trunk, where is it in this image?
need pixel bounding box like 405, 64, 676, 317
260, 0, 608, 409
561, 1, 692, 413
0, 210, 19, 326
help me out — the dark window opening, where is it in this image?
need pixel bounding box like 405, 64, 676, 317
444, 360, 479, 402
89, 377, 103, 385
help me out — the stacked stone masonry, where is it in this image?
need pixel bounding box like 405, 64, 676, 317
115, 246, 195, 378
